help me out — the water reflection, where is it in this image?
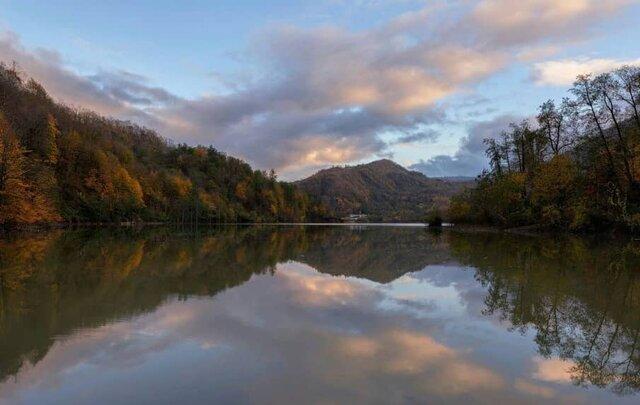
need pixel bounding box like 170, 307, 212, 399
450, 233, 640, 395
0, 226, 639, 403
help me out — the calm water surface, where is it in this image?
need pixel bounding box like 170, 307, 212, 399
1, 225, 639, 404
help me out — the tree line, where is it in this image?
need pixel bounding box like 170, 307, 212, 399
0, 63, 331, 227
449, 66, 640, 231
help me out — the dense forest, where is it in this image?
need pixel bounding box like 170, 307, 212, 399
449, 66, 640, 231
0, 63, 329, 227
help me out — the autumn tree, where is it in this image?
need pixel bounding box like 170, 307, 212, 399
593, 73, 635, 187
537, 99, 575, 156
0, 113, 29, 224
571, 74, 618, 179
39, 113, 60, 164
614, 65, 640, 131
0, 113, 59, 224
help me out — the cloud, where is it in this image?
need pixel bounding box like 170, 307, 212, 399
154, 20, 509, 176
1, 0, 636, 178
514, 379, 556, 398
392, 129, 439, 145
0, 32, 162, 122
409, 114, 518, 177
516, 45, 560, 62
532, 57, 640, 86
462, 0, 634, 47
88, 70, 179, 106
532, 357, 575, 383
280, 268, 369, 306
339, 329, 505, 395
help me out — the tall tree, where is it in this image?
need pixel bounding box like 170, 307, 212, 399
0, 113, 30, 224
570, 74, 618, 183
537, 99, 574, 156
614, 65, 640, 131
594, 73, 635, 186
40, 113, 60, 164
484, 138, 503, 176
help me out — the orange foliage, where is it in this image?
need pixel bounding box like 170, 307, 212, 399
0, 113, 61, 224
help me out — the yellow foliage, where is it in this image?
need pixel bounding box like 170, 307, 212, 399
448, 199, 472, 223
43, 114, 59, 164
166, 174, 192, 198
113, 166, 144, 205
0, 232, 61, 289
0, 114, 61, 224
194, 147, 207, 159
114, 241, 145, 281
235, 181, 248, 201
198, 190, 218, 211
532, 155, 576, 206
83, 149, 144, 212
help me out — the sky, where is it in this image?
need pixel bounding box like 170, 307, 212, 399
1, 0, 640, 180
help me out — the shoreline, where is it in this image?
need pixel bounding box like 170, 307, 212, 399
2, 221, 637, 238
1, 221, 428, 232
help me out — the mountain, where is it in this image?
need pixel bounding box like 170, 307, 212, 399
295, 159, 472, 221
0, 64, 329, 226
435, 176, 476, 182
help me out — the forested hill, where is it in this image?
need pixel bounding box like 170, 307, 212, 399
295, 159, 470, 221
0, 64, 329, 226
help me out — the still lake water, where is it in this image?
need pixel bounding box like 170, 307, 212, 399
1, 225, 639, 404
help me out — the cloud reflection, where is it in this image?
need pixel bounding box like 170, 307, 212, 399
0, 262, 505, 403
532, 357, 575, 384
0, 237, 636, 404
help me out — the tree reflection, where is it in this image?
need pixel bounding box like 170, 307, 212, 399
449, 232, 640, 395
0, 226, 305, 381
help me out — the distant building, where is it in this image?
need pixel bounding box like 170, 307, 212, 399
343, 213, 367, 222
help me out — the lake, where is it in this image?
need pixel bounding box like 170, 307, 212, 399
0, 225, 639, 404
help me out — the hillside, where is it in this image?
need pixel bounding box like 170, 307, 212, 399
295, 159, 471, 221
0, 64, 329, 226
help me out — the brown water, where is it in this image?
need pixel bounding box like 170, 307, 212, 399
0, 225, 639, 404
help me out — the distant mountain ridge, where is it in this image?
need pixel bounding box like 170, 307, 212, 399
294, 159, 472, 221
434, 176, 476, 182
